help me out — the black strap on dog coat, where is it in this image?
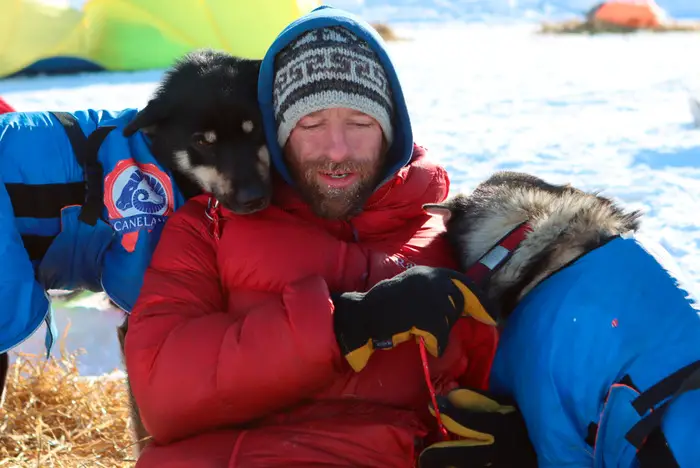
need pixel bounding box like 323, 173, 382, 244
585, 360, 700, 467
627, 360, 700, 467
49, 111, 116, 227
7, 112, 114, 262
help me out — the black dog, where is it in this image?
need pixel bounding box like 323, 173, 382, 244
123, 49, 270, 214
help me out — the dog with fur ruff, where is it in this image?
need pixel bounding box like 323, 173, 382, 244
425, 171, 700, 467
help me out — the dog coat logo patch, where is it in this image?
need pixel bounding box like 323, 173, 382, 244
105, 159, 174, 252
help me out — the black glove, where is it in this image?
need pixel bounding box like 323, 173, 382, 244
418, 387, 538, 468
332, 265, 496, 372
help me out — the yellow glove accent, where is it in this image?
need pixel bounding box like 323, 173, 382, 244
447, 388, 517, 414
428, 401, 495, 444
450, 279, 497, 326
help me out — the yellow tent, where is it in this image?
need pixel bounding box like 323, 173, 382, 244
0, 0, 319, 77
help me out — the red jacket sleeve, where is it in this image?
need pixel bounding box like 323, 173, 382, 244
124, 202, 343, 444
456, 319, 498, 390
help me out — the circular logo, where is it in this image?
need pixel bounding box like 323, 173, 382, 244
104, 160, 174, 236
112, 166, 168, 217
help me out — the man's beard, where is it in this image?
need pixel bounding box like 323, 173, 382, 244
289, 156, 385, 220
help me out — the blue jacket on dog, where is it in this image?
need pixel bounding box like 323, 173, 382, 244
0, 109, 185, 356
490, 233, 700, 467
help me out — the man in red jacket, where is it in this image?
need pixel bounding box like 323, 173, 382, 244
125, 6, 501, 468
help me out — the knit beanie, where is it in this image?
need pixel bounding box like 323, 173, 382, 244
272, 26, 394, 148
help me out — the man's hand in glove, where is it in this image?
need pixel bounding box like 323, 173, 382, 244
418, 387, 538, 468
332, 265, 497, 372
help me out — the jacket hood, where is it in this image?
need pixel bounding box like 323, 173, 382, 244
258, 5, 413, 188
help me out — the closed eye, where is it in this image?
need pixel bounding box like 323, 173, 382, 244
299, 122, 323, 130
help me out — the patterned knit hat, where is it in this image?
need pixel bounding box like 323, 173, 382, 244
272, 26, 394, 148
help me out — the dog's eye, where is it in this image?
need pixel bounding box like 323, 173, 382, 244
192, 131, 217, 147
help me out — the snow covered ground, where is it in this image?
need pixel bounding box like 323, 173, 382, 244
2, 21, 700, 376
60, 0, 700, 23
327, 0, 700, 22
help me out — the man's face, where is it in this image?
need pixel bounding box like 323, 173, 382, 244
284, 107, 386, 220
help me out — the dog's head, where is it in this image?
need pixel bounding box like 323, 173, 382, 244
425, 171, 642, 320
424, 172, 576, 268
123, 49, 269, 214
424, 171, 640, 270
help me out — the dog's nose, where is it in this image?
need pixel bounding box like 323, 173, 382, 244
235, 186, 268, 212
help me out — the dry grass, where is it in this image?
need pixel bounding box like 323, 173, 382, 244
539, 19, 700, 34
0, 324, 138, 467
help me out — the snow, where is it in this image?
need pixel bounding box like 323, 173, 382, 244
63, 0, 700, 22
2, 17, 700, 377
326, 0, 700, 22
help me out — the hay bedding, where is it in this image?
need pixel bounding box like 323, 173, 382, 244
1, 326, 137, 467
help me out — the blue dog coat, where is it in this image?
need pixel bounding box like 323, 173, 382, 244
0, 110, 186, 356
490, 233, 700, 467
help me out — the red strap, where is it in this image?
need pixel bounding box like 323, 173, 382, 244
419, 221, 533, 442
501, 223, 532, 250
465, 222, 533, 287
419, 338, 450, 441
465, 262, 491, 285
205, 196, 221, 242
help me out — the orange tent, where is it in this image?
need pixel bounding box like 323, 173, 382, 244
589, 0, 667, 28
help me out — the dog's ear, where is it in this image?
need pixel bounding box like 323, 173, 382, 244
423, 203, 453, 223
123, 98, 170, 137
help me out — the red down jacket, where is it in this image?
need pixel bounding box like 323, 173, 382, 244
125, 145, 498, 467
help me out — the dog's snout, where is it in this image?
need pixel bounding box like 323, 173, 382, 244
235, 186, 268, 212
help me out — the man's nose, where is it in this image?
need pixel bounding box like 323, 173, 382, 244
325, 123, 350, 162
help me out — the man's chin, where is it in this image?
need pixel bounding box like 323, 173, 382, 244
296, 175, 377, 220
311, 198, 361, 220
301, 186, 370, 220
